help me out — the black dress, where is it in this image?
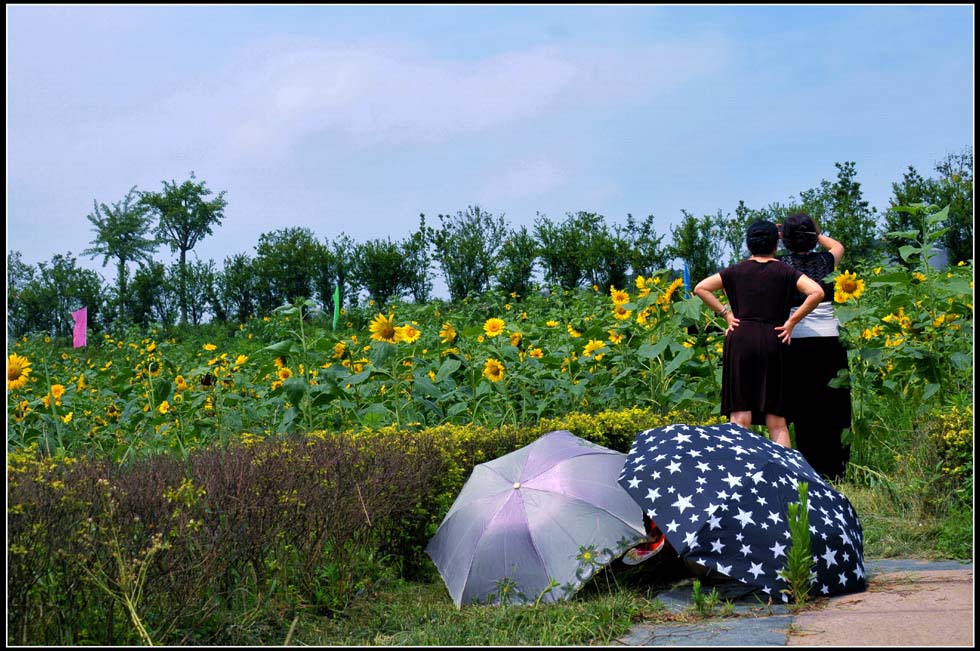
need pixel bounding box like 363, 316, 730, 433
778, 251, 852, 481
719, 259, 803, 423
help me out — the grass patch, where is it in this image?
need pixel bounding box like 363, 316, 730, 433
291, 576, 651, 646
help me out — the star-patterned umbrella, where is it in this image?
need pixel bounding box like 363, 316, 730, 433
617, 422, 866, 601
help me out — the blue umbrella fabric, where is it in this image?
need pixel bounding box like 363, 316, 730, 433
617, 423, 866, 601
426, 430, 648, 608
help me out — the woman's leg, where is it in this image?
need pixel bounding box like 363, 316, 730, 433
766, 414, 792, 448
730, 411, 752, 428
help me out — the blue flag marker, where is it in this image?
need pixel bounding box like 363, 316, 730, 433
683, 261, 691, 298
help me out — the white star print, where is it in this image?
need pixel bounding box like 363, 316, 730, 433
770, 541, 787, 558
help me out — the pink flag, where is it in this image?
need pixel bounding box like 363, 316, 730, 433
72, 307, 87, 348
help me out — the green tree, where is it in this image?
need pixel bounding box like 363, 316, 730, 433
622, 213, 670, 279
717, 202, 757, 266
329, 234, 359, 312
82, 186, 159, 323
355, 237, 410, 308
140, 172, 227, 325
404, 214, 434, 303
581, 213, 631, 291
218, 253, 258, 323
496, 225, 539, 299
669, 210, 722, 285
126, 260, 176, 327
431, 205, 507, 302
253, 227, 324, 312
11, 252, 104, 338
535, 212, 588, 290
171, 259, 220, 325
931, 146, 973, 264
798, 162, 880, 263
884, 166, 932, 267
7, 251, 37, 337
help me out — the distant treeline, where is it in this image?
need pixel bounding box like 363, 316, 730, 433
7, 148, 972, 339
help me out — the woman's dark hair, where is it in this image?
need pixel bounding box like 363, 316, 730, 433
782, 212, 819, 253
745, 220, 779, 255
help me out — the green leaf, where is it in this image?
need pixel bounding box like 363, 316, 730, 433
435, 358, 462, 383
278, 406, 299, 433
922, 383, 940, 402
283, 377, 308, 406
664, 347, 694, 376
413, 374, 442, 399
949, 352, 972, 371
673, 296, 703, 323
260, 339, 296, 354
447, 402, 469, 418
637, 340, 670, 360
899, 244, 920, 261
346, 369, 373, 385
358, 403, 391, 430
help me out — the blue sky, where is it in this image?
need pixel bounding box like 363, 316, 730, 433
6, 4, 974, 295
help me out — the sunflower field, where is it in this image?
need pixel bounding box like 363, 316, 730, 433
6, 253, 974, 645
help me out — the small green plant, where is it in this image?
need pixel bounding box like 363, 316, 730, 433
779, 481, 815, 606
690, 579, 721, 616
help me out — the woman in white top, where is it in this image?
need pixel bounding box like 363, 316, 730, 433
777, 213, 852, 481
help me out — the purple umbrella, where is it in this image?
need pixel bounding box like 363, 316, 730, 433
425, 430, 647, 608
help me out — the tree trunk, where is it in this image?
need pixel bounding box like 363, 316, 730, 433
179, 248, 188, 325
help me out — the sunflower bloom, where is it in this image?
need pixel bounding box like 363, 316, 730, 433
582, 339, 606, 358
439, 323, 458, 344
51, 384, 66, 400
369, 313, 398, 343
484, 318, 506, 338
396, 323, 422, 344
62, 412, 73, 424
567, 324, 582, 338
610, 287, 630, 305
613, 304, 632, 321
546, 320, 559, 328
278, 367, 294, 381
234, 355, 248, 366
8, 353, 32, 390
608, 330, 624, 345
158, 401, 170, 415
483, 358, 505, 382
203, 343, 217, 351
529, 347, 544, 359
834, 271, 865, 303
509, 332, 523, 347
333, 342, 347, 359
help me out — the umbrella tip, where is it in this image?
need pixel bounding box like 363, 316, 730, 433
513, 482, 521, 489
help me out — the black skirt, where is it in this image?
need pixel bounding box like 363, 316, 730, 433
783, 336, 852, 480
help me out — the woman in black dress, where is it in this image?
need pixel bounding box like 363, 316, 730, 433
777, 213, 852, 479
693, 220, 824, 447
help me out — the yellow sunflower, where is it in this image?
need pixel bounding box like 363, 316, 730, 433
439, 323, 458, 344
582, 339, 607, 358
396, 323, 422, 344
483, 358, 505, 382
369, 313, 398, 343
610, 287, 630, 305
51, 384, 66, 400
509, 332, 523, 347
483, 318, 506, 338
834, 271, 865, 303
8, 353, 32, 390
278, 367, 294, 381
613, 304, 633, 321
